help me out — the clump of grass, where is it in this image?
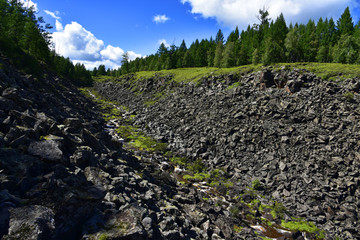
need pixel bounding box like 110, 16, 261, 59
169, 156, 189, 166
227, 81, 241, 90
281, 220, 325, 238
187, 159, 205, 173
251, 179, 263, 190
183, 172, 210, 181
130, 135, 167, 152
98, 233, 108, 240
343, 91, 354, 102
233, 225, 243, 233
270, 201, 287, 219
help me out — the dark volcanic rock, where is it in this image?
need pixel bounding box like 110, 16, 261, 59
4, 205, 55, 240
28, 140, 63, 162
94, 68, 360, 239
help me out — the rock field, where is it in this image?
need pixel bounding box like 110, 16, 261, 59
1, 51, 360, 240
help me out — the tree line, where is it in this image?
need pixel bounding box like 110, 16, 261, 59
102, 6, 359, 77
0, 0, 92, 86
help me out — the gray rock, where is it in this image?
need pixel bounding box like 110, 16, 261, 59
28, 140, 63, 162
4, 205, 55, 240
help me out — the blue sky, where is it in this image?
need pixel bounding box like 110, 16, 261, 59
23, 0, 360, 69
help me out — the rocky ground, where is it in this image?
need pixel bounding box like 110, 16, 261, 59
1, 48, 359, 239
94, 67, 360, 239
0, 52, 307, 239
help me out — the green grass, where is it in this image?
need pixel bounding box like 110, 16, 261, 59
267, 62, 360, 81
93, 63, 360, 88
169, 156, 189, 166
129, 135, 167, 152
183, 172, 211, 181
281, 220, 325, 239
227, 81, 241, 90
98, 233, 108, 240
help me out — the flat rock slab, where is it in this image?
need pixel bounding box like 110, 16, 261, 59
4, 205, 55, 240
28, 140, 62, 162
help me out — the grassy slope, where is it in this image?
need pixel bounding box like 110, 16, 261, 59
94, 62, 360, 84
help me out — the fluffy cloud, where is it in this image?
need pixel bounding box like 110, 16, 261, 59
44, 10, 60, 20
181, 0, 353, 28
52, 22, 141, 70
19, 0, 38, 12
158, 39, 170, 48
153, 14, 170, 24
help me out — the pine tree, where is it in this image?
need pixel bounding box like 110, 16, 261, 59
285, 24, 301, 62
303, 19, 318, 62
215, 29, 224, 44
337, 7, 354, 36
252, 48, 260, 65
221, 42, 235, 67
332, 34, 358, 64
213, 42, 223, 67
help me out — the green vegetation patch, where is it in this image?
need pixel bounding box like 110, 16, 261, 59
129, 135, 167, 152
281, 220, 325, 238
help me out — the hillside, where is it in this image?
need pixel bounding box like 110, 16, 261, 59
93, 64, 360, 240
1, 48, 360, 240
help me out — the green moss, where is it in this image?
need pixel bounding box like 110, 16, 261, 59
260, 237, 273, 240
270, 201, 287, 219
169, 156, 190, 166
116, 125, 139, 139
183, 172, 210, 181
130, 135, 167, 152
98, 234, 108, 240
227, 81, 241, 90
187, 159, 205, 173
233, 225, 243, 233
229, 206, 240, 216
343, 91, 354, 101
224, 181, 234, 188
281, 220, 321, 235
251, 179, 262, 190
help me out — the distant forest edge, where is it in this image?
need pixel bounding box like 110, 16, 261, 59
0, 0, 92, 86
1, 1, 359, 85
97, 6, 360, 77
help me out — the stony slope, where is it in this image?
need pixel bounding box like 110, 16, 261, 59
0, 54, 261, 240
94, 67, 360, 239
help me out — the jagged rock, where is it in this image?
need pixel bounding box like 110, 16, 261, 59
70, 146, 94, 168
3, 205, 55, 240
28, 140, 63, 162
93, 68, 360, 239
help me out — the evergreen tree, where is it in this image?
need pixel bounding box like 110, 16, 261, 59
302, 19, 318, 62
337, 7, 354, 36
215, 29, 224, 44
252, 48, 260, 65
213, 42, 223, 67
285, 24, 301, 62
262, 36, 284, 65
221, 42, 235, 67
182, 50, 193, 67
227, 26, 239, 43
332, 34, 358, 64
97, 64, 107, 75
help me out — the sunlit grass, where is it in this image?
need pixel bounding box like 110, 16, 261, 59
93, 62, 360, 86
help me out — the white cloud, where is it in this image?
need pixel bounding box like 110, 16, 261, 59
127, 51, 142, 60
100, 45, 125, 62
19, 0, 38, 12
52, 21, 141, 70
181, 0, 353, 28
153, 14, 170, 24
158, 39, 170, 48
44, 10, 61, 20
55, 19, 63, 32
